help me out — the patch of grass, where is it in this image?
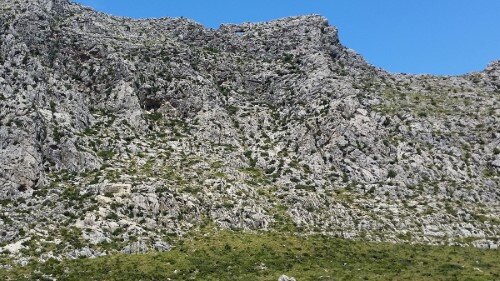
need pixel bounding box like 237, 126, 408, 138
52, 126, 64, 142
145, 112, 163, 122
97, 150, 116, 160
295, 184, 316, 192
83, 127, 98, 136
1, 230, 498, 280
226, 105, 239, 116
49, 101, 56, 113
388, 169, 397, 178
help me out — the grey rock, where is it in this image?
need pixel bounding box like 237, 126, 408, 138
278, 275, 297, 281
121, 241, 149, 254
154, 241, 172, 252
0, 0, 498, 262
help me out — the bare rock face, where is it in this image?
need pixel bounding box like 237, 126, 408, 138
0, 0, 499, 261
483, 60, 500, 88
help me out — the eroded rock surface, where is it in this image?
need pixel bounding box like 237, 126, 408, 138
0, 0, 498, 262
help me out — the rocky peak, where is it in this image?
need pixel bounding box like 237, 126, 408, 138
218, 15, 339, 54
478, 60, 500, 89
220, 14, 333, 34
485, 60, 500, 75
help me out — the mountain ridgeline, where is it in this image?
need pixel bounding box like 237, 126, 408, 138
0, 0, 499, 264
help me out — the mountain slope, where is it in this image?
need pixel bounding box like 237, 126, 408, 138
0, 0, 499, 263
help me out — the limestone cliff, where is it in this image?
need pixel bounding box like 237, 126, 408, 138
0, 0, 498, 261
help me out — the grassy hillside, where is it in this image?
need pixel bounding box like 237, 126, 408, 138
1, 230, 498, 280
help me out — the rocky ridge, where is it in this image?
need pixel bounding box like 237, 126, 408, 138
0, 0, 499, 263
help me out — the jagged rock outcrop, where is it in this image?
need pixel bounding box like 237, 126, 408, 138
0, 0, 498, 262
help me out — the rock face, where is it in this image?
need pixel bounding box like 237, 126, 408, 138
0, 0, 499, 261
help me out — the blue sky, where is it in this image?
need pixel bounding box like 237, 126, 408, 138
73, 0, 500, 75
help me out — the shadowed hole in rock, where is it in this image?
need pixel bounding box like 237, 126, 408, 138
17, 184, 27, 192
143, 98, 162, 111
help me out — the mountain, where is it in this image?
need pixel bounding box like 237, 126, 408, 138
0, 0, 499, 265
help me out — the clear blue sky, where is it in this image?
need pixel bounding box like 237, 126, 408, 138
73, 0, 499, 75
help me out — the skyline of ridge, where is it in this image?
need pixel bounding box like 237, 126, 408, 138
73, 0, 500, 76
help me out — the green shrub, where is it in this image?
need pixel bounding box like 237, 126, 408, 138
97, 150, 115, 160
49, 101, 56, 113
388, 170, 397, 178
226, 105, 238, 116
146, 112, 163, 122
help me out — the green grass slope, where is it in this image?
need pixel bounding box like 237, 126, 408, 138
1, 230, 498, 280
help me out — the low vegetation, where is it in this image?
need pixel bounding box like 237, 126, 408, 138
1, 230, 498, 280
